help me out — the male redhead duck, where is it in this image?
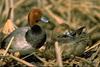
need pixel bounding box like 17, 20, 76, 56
1, 8, 48, 56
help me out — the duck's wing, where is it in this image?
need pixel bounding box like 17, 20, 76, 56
1, 27, 29, 48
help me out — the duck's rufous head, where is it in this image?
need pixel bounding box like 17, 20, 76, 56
28, 8, 48, 27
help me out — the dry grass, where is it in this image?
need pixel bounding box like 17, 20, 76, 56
0, 0, 100, 67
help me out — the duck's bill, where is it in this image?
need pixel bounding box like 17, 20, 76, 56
40, 16, 49, 23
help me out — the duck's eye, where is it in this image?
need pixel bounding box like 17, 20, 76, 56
35, 19, 40, 22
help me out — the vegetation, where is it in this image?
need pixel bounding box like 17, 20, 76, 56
0, 0, 100, 67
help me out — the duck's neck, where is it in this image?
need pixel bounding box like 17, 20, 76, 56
31, 25, 42, 34
25, 25, 46, 48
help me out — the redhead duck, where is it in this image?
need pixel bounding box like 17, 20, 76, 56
1, 8, 48, 56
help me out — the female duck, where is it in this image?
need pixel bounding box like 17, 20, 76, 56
43, 26, 91, 59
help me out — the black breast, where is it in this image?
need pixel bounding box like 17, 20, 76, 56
25, 25, 46, 49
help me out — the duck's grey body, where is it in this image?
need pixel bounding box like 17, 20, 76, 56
2, 25, 46, 55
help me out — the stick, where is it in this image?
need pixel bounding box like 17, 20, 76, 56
22, 52, 46, 64
3, 36, 14, 56
0, 36, 14, 61
9, 55, 36, 67
55, 41, 63, 67
85, 40, 100, 52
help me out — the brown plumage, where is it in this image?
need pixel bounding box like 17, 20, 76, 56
43, 26, 91, 60
28, 8, 42, 27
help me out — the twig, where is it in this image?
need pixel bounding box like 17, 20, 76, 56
9, 0, 14, 21
85, 40, 100, 52
22, 52, 35, 59
14, 0, 25, 9
67, 0, 71, 24
90, 46, 100, 61
0, 0, 5, 16
55, 41, 63, 67
22, 52, 47, 64
87, 25, 99, 34
95, 57, 100, 67
0, 36, 14, 61
37, 0, 42, 8
3, 36, 14, 56
7, 8, 12, 20
75, 56, 93, 65
3, 0, 9, 15
96, 61, 100, 67
9, 55, 36, 67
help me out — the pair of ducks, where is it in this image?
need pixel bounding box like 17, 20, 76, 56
1, 8, 91, 59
